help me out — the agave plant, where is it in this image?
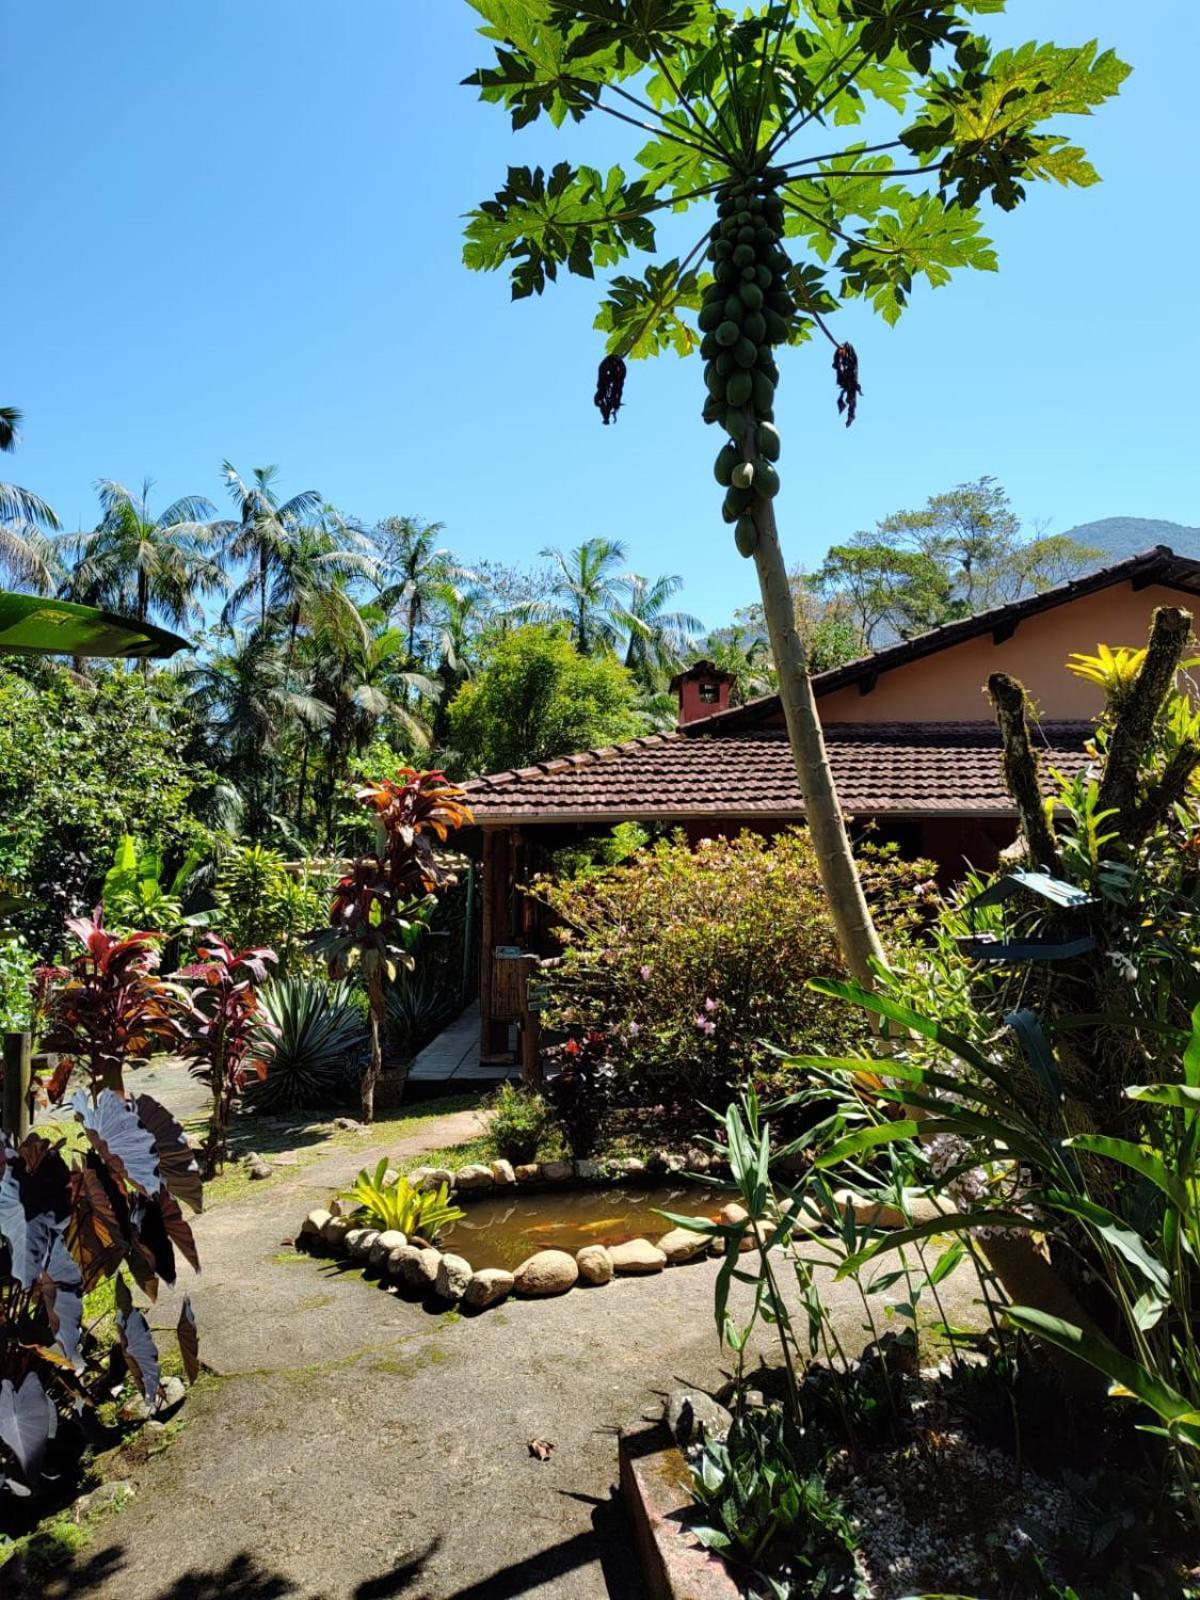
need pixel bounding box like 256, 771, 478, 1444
247, 977, 367, 1113
342, 1157, 464, 1243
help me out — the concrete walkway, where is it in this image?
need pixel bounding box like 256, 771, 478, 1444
42, 1109, 980, 1600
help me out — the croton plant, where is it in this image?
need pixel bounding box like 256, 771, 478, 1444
0, 913, 205, 1497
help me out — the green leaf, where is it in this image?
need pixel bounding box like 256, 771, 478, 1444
1065, 1133, 1189, 1214
837, 1210, 1030, 1279
1035, 1189, 1169, 1297
814, 1119, 920, 1168
1005, 1307, 1199, 1437
593, 258, 707, 357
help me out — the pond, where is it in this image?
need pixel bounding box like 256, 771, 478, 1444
439, 1181, 733, 1270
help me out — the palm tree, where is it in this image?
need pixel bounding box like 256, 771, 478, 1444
65, 478, 224, 629
620, 573, 703, 687
258, 511, 377, 666
430, 579, 487, 742
0, 406, 61, 593
537, 536, 633, 655
220, 463, 323, 627
372, 516, 465, 668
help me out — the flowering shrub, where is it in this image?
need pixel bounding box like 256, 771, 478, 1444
534, 828, 932, 1132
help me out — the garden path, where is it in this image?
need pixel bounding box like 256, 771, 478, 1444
43, 1106, 982, 1600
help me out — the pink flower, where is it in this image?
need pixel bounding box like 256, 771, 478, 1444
694, 1014, 716, 1035
640, 964, 652, 981
628, 1020, 640, 1036
704, 996, 718, 1013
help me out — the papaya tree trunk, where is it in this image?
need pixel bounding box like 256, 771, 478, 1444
361, 971, 383, 1124
741, 421, 885, 987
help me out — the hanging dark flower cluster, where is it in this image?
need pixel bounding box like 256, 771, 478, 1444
833, 342, 862, 428
594, 354, 626, 424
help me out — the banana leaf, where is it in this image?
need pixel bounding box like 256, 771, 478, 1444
0, 592, 188, 659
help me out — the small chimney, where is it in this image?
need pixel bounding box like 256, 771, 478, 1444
669, 660, 735, 727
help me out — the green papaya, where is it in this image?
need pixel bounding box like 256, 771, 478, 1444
756, 421, 781, 461
734, 336, 758, 369
763, 307, 789, 344
715, 259, 736, 284
704, 363, 725, 398
767, 289, 793, 315
739, 281, 764, 311
716, 350, 735, 377
754, 459, 780, 498
714, 441, 738, 486
732, 243, 756, 269
742, 310, 766, 345
755, 264, 773, 291
723, 483, 753, 519
700, 331, 719, 360
723, 403, 746, 434
748, 195, 764, 214
698, 301, 724, 333
731, 460, 754, 491
712, 238, 733, 261
715, 320, 740, 348
734, 516, 758, 558
735, 209, 752, 227
726, 370, 753, 407
702, 395, 724, 425
724, 295, 745, 323
737, 225, 756, 244
751, 369, 775, 412
756, 350, 779, 382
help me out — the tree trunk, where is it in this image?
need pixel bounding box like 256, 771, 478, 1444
741, 420, 885, 986
361, 973, 383, 1124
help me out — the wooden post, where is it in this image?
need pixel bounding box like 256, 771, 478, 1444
520, 954, 542, 1086
2, 1031, 31, 1140
479, 829, 512, 1059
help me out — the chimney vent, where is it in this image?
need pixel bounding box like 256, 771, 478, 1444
669, 660, 736, 727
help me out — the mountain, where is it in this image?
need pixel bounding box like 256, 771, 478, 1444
1061, 516, 1200, 568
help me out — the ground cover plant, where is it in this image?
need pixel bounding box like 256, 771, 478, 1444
534, 828, 932, 1139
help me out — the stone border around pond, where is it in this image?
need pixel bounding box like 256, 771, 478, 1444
294, 1154, 942, 1316
294, 1153, 756, 1314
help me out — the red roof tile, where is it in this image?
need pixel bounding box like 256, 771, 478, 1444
464, 722, 1093, 824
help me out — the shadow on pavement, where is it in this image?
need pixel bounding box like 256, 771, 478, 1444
36, 1543, 442, 1600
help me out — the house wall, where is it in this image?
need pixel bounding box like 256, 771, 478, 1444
817, 582, 1191, 725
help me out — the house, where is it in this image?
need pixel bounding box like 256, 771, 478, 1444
463, 546, 1200, 1057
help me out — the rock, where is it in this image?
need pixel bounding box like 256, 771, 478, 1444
400, 1247, 442, 1290
420, 1167, 455, 1192
435, 1253, 473, 1301
514, 1163, 540, 1184
665, 1388, 732, 1448
612, 1157, 646, 1178
574, 1158, 605, 1182
540, 1160, 573, 1183
832, 1188, 947, 1229
159, 1376, 186, 1411
321, 1216, 354, 1250
720, 1202, 749, 1227
249, 1160, 273, 1181
328, 1197, 349, 1218
387, 1244, 422, 1279
514, 1250, 578, 1296
656, 1227, 709, 1264
609, 1238, 666, 1275
649, 1150, 686, 1176
463, 1268, 515, 1309
369, 1229, 407, 1266
121, 1375, 186, 1423
575, 1245, 613, 1285
300, 1208, 332, 1238
685, 1147, 711, 1171
490, 1159, 517, 1186
333, 1116, 363, 1130
454, 1164, 494, 1191
348, 1228, 380, 1261
407, 1166, 432, 1189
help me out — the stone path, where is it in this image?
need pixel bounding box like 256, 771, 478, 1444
42, 1105, 981, 1600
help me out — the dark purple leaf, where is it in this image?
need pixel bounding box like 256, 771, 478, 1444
0, 1373, 58, 1484
114, 1270, 133, 1319
0, 1159, 66, 1289
117, 1307, 161, 1406
176, 1296, 199, 1384
66, 1159, 129, 1290
130, 1194, 175, 1286
159, 1189, 200, 1274
75, 1089, 162, 1197
39, 1237, 84, 1371
134, 1095, 203, 1213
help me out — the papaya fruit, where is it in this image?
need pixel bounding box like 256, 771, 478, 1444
735, 209, 752, 227
751, 370, 775, 412
763, 307, 789, 344
716, 350, 735, 377
732, 243, 755, 269
700, 331, 718, 360
742, 310, 766, 345
714, 441, 738, 486
734, 336, 758, 369
734, 516, 758, 558
723, 403, 746, 435
754, 459, 780, 498
739, 281, 764, 311
705, 363, 725, 398
702, 395, 724, 425
755, 264, 773, 291
767, 289, 793, 315
737, 225, 756, 244
712, 238, 733, 261
726, 370, 753, 407
724, 295, 745, 323
723, 483, 753, 519
756, 421, 781, 461
731, 460, 754, 491
698, 301, 724, 333
715, 259, 736, 284
715, 319, 740, 348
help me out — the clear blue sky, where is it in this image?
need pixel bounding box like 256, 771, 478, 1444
5, 2, 1197, 634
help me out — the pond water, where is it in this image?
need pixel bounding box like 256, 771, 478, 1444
439, 1181, 732, 1271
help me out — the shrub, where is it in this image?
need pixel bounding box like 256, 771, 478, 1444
0, 934, 35, 1031
212, 844, 329, 977
482, 1081, 552, 1166
341, 1158, 464, 1243
534, 828, 930, 1132
247, 977, 367, 1112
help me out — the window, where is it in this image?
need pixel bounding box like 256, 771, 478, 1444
698, 681, 719, 704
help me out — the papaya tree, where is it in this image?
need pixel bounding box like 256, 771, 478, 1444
461, 0, 1128, 983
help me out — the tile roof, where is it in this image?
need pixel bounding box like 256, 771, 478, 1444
464, 722, 1094, 824
690, 545, 1200, 734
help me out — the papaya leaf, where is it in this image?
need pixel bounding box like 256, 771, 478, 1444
593, 259, 707, 358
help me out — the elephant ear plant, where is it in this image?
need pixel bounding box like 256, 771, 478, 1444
311, 769, 472, 1123
463, 0, 1128, 989
1, 912, 203, 1497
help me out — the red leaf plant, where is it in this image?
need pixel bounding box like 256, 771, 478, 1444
175, 933, 278, 1177
0, 912, 206, 1496
311, 770, 471, 1122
